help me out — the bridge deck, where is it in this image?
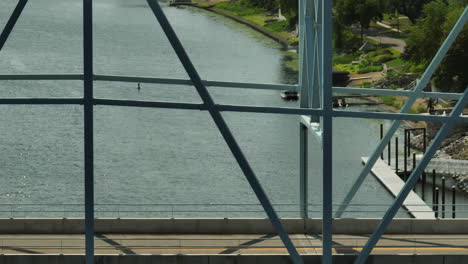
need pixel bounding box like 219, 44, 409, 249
1, 234, 468, 255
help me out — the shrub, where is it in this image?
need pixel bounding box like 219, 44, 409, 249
217, 2, 264, 16
358, 65, 383, 74
378, 95, 397, 107
374, 54, 395, 63
333, 53, 358, 65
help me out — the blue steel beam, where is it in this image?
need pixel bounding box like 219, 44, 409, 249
0, 73, 464, 100
0, 96, 464, 123
298, 0, 308, 219
0, 74, 83, 81
354, 88, 468, 264
83, 0, 94, 263
321, 0, 333, 263
145, 1, 303, 263
335, 7, 468, 218
333, 87, 463, 100
0, 0, 28, 51
313, 0, 323, 113
0, 98, 82, 104
94, 75, 297, 91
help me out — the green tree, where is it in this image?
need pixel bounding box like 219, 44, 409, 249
388, 0, 433, 23
404, 0, 467, 92
335, 0, 385, 42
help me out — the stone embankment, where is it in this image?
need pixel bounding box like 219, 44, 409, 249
409, 121, 467, 192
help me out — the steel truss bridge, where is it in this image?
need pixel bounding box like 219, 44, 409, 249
0, 0, 467, 264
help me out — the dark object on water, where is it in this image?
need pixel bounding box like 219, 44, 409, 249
280, 90, 299, 100
137, 83, 141, 90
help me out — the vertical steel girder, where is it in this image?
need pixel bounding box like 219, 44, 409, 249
336, 7, 468, 218
83, 0, 94, 263
299, 0, 323, 220
145, 1, 303, 263
321, 1, 333, 263
299, 0, 310, 220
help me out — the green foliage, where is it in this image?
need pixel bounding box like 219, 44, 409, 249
404, 0, 467, 92
403, 1, 449, 63
283, 51, 299, 72
334, 24, 363, 52
364, 49, 396, 63
217, 2, 264, 16
335, 0, 385, 29
333, 53, 360, 65
335, 64, 360, 72
387, 0, 433, 23
377, 95, 397, 107
264, 20, 289, 33
358, 65, 384, 73
239, 0, 298, 26
417, 105, 427, 113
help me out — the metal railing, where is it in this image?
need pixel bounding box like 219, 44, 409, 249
0, 203, 465, 218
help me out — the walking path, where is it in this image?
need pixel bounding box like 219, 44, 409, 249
365, 24, 407, 53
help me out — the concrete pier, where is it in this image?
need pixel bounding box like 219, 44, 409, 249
362, 157, 435, 219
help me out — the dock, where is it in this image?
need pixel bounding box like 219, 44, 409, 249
362, 157, 435, 219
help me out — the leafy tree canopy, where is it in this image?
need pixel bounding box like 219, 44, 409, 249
404, 0, 467, 92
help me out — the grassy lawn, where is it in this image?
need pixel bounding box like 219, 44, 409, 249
215, 1, 264, 16
381, 15, 412, 33
214, 1, 298, 45
283, 51, 298, 72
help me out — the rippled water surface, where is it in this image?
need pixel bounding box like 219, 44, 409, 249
0, 0, 415, 218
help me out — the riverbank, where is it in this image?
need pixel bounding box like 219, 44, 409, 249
187, 0, 297, 48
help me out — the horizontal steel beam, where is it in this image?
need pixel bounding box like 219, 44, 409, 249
0, 74, 83, 80
333, 87, 463, 100
0, 97, 466, 123
0, 75, 463, 100
94, 74, 298, 91
216, 104, 322, 115
333, 110, 467, 123
94, 98, 205, 110
0, 98, 83, 104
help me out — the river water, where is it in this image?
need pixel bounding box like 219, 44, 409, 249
0, 0, 429, 218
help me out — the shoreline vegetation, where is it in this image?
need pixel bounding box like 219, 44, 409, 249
187, 0, 297, 48
180, 1, 429, 119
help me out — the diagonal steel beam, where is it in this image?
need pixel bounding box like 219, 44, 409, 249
145, 1, 303, 263
335, 7, 468, 218
0, 0, 28, 52
354, 88, 468, 264
299, 0, 309, 219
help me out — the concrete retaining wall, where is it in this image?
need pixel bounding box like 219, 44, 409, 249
0, 255, 466, 264
1, 218, 468, 234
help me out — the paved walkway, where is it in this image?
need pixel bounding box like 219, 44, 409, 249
365, 26, 407, 53
1, 234, 468, 255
